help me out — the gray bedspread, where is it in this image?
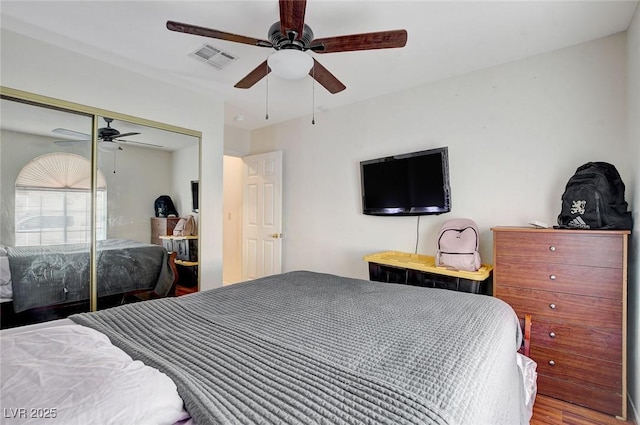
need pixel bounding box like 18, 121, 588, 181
8, 239, 174, 312
70, 270, 527, 425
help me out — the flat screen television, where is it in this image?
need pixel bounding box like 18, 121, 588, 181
191, 180, 199, 213
360, 147, 451, 216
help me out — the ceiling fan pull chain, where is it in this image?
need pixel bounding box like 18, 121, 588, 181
311, 64, 315, 125
112, 150, 117, 174
265, 62, 270, 120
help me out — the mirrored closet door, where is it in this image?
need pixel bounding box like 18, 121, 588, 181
1, 98, 94, 326
0, 89, 201, 329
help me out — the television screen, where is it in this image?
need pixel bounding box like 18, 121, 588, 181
191, 180, 199, 213
360, 147, 450, 216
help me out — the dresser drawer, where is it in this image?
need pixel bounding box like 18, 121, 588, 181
496, 286, 622, 329
532, 346, 621, 390
151, 217, 180, 245
531, 320, 622, 363
493, 231, 623, 268
537, 374, 623, 417
151, 218, 166, 232
493, 260, 622, 299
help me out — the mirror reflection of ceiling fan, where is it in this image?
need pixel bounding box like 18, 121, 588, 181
53, 118, 162, 152
166, 0, 408, 93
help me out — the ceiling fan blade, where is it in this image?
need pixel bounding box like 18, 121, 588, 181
118, 140, 163, 148
310, 59, 346, 94
52, 128, 91, 139
54, 139, 90, 147
311, 29, 408, 54
114, 132, 141, 138
166, 21, 273, 48
234, 60, 271, 89
279, 0, 306, 40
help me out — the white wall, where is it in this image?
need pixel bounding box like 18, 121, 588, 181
626, 5, 640, 422
221, 125, 250, 285
104, 144, 175, 241
224, 125, 251, 157
221, 125, 249, 285
251, 33, 630, 277
1, 29, 225, 291
223, 155, 244, 284
172, 143, 200, 223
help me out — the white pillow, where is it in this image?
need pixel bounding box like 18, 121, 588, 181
1, 324, 190, 425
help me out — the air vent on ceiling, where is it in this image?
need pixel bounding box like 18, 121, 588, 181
189, 44, 237, 70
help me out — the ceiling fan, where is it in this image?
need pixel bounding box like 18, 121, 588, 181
166, 0, 408, 94
53, 118, 162, 151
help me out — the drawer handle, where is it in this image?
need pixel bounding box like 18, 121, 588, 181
549, 303, 556, 310
549, 331, 556, 338
548, 360, 556, 366
549, 274, 557, 281
549, 246, 556, 252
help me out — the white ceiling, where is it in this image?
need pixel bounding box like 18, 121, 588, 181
1, 98, 199, 152
1, 1, 638, 131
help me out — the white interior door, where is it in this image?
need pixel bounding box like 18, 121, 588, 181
242, 151, 283, 280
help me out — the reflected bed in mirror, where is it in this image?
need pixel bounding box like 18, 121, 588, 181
0, 241, 178, 329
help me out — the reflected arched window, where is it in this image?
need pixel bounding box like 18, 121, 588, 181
14, 153, 107, 246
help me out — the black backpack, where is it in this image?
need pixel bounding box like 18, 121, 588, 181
557, 162, 632, 230
154, 195, 179, 218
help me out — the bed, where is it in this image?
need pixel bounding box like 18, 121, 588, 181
0, 239, 176, 326
0, 270, 537, 425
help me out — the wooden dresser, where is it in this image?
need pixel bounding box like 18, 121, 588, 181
150, 217, 181, 245
492, 227, 629, 420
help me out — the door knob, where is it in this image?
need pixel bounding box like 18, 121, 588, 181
271, 233, 282, 239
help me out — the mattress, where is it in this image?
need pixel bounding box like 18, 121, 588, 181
1, 271, 537, 424
74, 271, 534, 425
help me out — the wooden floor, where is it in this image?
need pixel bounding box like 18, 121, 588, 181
175, 284, 198, 297
531, 395, 636, 425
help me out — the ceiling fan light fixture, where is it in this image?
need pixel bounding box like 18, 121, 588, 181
98, 141, 120, 152
267, 50, 313, 80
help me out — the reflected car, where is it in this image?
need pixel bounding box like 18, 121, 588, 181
16, 216, 74, 231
